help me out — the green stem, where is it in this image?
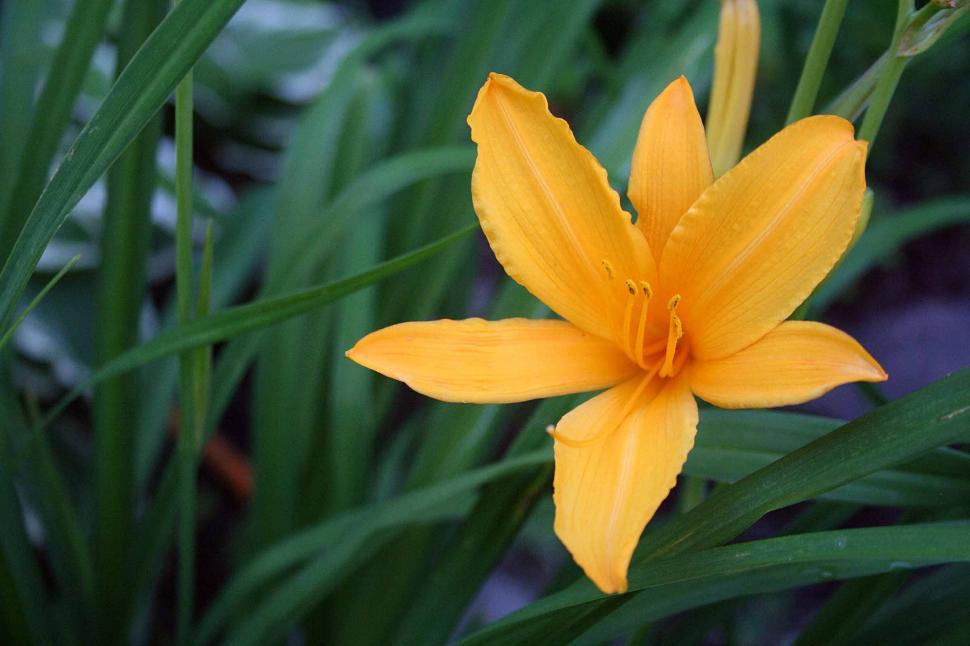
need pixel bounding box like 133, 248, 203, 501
0, 256, 79, 352
856, 0, 913, 146
176, 432, 197, 646
786, 0, 850, 124
174, 10, 198, 641
175, 51, 195, 327
856, 57, 907, 146
93, 0, 166, 638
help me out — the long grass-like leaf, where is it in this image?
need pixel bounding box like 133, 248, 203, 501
207, 147, 473, 431
40, 224, 476, 430
134, 187, 274, 488
0, 0, 114, 263
251, 65, 378, 551
93, 0, 166, 638
194, 449, 550, 645
311, 76, 391, 518
560, 524, 970, 645
0, 256, 80, 353
688, 410, 970, 507
794, 571, 911, 645
850, 564, 970, 644
0, 471, 52, 645
0, 0, 47, 214
0, 0, 246, 329
173, 15, 203, 639
0, 376, 94, 635
391, 396, 575, 645
130, 154, 473, 619
462, 524, 970, 645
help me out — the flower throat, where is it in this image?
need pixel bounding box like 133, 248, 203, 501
602, 259, 687, 377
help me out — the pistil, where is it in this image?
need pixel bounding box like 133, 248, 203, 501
547, 361, 662, 448
660, 294, 683, 377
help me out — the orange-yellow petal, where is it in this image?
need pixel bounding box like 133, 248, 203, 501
690, 321, 887, 409
552, 372, 697, 593
550, 373, 661, 445
629, 76, 713, 259
346, 318, 637, 404
468, 73, 655, 340
660, 115, 867, 360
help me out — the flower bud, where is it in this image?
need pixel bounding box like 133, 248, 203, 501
706, 0, 760, 178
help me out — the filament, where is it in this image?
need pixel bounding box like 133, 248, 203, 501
633, 281, 652, 367
548, 365, 661, 448
660, 294, 683, 377
621, 279, 637, 356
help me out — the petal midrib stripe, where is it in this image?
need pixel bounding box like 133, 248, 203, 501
492, 90, 604, 297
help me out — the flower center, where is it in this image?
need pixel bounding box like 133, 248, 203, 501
602, 259, 689, 376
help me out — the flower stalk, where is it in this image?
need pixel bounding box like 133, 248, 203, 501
174, 0, 201, 638
786, 0, 850, 124
857, 1, 920, 148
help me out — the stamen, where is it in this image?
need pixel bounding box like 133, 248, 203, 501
548, 367, 660, 448
601, 259, 615, 279
660, 294, 683, 377
633, 281, 652, 366
642, 338, 667, 356
671, 340, 691, 375
621, 279, 637, 355
599, 259, 619, 333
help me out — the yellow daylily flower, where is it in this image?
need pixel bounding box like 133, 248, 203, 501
347, 73, 886, 594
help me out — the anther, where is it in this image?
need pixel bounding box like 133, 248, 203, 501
660, 294, 683, 377
633, 281, 653, 365
621, 279, 637, 355
601, 260, 615, 279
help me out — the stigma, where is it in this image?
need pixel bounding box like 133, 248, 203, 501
619, 276, 653, 369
